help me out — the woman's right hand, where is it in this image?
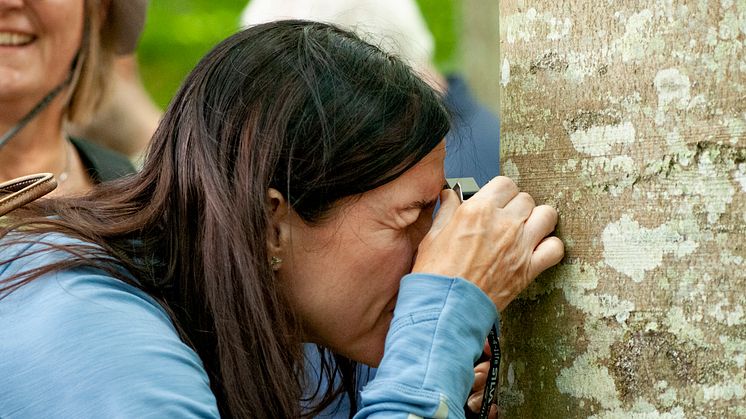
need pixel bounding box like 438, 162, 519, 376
411, 176, 564, 311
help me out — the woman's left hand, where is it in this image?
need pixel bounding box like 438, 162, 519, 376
465, 342, 498, 418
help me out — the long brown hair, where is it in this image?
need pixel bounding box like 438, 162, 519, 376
66, 0, 117, 124
1, 21, 449, 418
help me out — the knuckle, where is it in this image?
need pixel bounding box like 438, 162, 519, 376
460, 200, 492, 219
495, 176, 518, 191
503, 217, 525, 236
540, 204, 558, 214
537, 205, 558, 221
457, 202, 479, 218
518, 192, 535, 206
553, 237, 566, 254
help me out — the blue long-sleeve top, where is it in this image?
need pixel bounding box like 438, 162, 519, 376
0, 235, 498, 418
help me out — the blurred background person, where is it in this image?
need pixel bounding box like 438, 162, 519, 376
0, 0, 146, 196
72, 0, 500, 181
240, 0, 501, 417
68, 53, 161, 162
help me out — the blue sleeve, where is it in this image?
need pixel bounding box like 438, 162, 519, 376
355, 273, 499, 419
0, 241, 219, 418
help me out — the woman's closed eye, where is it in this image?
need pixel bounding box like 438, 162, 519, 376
398, 199, 437, 226
404, 199, 437, 244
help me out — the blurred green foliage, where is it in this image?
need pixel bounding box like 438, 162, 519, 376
137, 0, 460, 108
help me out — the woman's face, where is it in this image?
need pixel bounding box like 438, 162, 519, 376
280, 141, 447, 366
0, 0, 84, 105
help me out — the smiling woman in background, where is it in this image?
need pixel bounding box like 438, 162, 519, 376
0, 0, 143, 195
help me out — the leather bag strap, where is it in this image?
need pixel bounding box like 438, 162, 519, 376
0, 173, 57, 217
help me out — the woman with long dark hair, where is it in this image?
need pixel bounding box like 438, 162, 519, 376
0, 21, 563, 418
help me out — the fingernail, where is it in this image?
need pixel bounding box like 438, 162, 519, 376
467, 393, 482, 412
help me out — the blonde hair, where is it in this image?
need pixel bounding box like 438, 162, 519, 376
65, 0, 117, 125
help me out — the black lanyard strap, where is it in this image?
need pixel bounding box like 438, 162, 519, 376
478, 324, 501, 418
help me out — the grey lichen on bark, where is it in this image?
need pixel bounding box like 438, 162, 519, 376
499, 1, 745, 417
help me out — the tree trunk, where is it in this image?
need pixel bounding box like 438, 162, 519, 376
499, 1, 745, 417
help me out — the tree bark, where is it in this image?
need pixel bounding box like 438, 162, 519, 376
499, 1, 745, 417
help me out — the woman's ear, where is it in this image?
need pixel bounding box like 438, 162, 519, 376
266, 188, 290, 265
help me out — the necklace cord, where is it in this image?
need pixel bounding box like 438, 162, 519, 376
0, 72, 74, 151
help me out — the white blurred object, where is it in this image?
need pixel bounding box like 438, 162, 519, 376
240, 0, 435, 75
